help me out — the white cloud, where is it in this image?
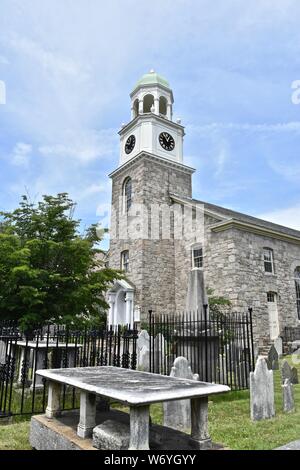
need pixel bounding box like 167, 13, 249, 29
188, 121, 300, 134
38, 129, 118, 163
258, 205, 300, 231
9, 36, 90, 82
11, 142, 32, 166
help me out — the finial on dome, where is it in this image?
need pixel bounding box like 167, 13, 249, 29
149, 68, 155, 73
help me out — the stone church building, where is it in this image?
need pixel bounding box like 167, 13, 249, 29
107, 70, 300, 352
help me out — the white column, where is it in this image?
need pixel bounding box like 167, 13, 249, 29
108, 293, 116, 327
154, 98, 159, 115
190, 397, 212, 449
167, 103, 172, 120
77, 391, 96, 438
46, 381, 62, 418
129, 405, 150, 450
125, 291, 134, 328
138, 99, 143, 114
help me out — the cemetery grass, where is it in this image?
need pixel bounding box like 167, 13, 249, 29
114, 356, 300, 450
0, 356, 299, 450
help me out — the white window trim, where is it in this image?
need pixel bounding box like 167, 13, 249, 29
263, 248, 275, 275
192, 245, 204, 270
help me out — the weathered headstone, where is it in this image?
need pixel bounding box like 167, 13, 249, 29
274, 337, 283, 358
137, 330, 150, 372
250, 356, 275, 421
291, 367, 299, 385
282, 379, 294, 413
281, 360, 291, 383
267, 345, 279, 370
163, 356, 199, 432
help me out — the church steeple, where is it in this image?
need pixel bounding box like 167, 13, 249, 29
130, 69, 173, 120
118, 70, 184, 166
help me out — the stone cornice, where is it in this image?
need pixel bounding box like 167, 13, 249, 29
118, 113, 184, 136
108, 152, 195, 179
210, 219, 300, 244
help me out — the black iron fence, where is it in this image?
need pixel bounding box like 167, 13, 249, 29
0, 323, 138, 419
149, 307, 255, 390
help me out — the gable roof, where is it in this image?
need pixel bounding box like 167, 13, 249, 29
170, 193, 300, 241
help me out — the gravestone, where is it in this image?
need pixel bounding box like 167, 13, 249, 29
282, 379, 294, 413
250, 356, 275, 421
281, 360, 291, 383
163, 357, 199, 432
274, 337, 283, 358
291, 367, 299, 385
137, 330, 150, 372
267, 345, 279, 370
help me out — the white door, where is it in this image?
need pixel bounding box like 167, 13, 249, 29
267, 292, 279, 340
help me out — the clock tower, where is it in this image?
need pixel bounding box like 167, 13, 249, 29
119, 70, 184, 166
108, 71, 195, 327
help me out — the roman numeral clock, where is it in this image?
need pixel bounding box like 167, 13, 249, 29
118, 70, 184, 166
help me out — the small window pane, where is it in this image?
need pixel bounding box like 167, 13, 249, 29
193, 248, 203, 268
264, 248, 274, 273
121, 251, 129, 272
267, 292, 275, 303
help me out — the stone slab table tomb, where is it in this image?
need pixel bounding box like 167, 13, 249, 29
15, 341, 82, 387
35, 366, 230, 450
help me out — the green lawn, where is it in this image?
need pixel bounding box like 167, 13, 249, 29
0, 356, 299, 450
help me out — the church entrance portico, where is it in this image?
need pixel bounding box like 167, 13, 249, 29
107, 280, 135, 328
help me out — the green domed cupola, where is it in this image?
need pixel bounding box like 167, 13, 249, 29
133, 69, 170, 92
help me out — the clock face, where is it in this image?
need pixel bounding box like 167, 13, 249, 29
159, 132, 175, 151
125, 135, 136, 154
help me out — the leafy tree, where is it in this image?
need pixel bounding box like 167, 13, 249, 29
0, 193, 122, 331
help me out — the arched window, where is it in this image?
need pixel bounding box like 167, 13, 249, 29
133, 99, 139, 118
143, 94, 154, 113
294, 267, 300, 320
123, 177, 132, 213
263, 247, 274, 274
159, 96, 167, 116
121, 250, 130, 273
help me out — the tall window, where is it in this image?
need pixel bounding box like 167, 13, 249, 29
123, 177, 132, 213
192, 246, 203, 269
263, 248, 274, 274
295, 267, 300, 320
121, 250, 130, 273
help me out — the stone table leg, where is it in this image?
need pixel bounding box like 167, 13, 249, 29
46, 381, 62, 418
190, 397, 212, 449
129, 405, 150, 450
77, 391, 96, 438
32, 349, 46, 389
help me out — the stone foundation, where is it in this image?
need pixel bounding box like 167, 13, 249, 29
30, 409, 224, 451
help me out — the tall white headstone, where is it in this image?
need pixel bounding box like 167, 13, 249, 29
250, 356, 275, 421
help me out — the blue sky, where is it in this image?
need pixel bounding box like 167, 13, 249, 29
1, 0, 300, 248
